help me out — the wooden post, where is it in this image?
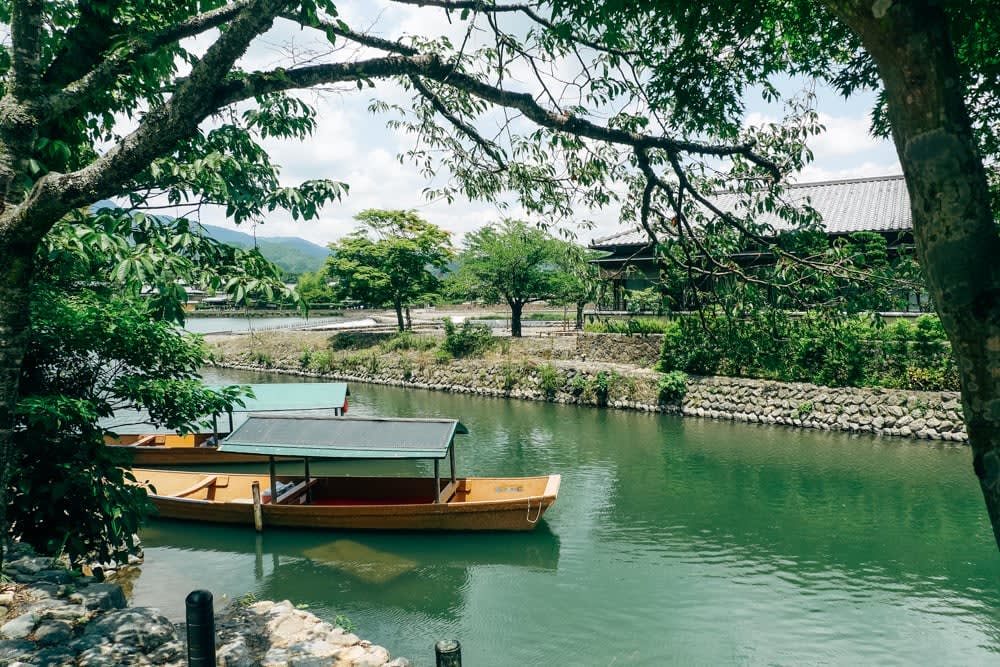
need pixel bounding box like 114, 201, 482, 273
251, 481, 263, 532
435, 639, 461, 667
268, 456, 278, 506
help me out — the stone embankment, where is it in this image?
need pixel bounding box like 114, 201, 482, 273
208, 330, 968, 443
0, 542, 408, 666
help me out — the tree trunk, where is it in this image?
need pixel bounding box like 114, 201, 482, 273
394, 300, 404, 332
0, 245, 35, 564
831, 0, 1000, 548
510, 301, 524, 337
576, 301, 585, 330
405, 306, 412, 330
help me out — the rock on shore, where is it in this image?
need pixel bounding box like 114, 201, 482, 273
0, 542, 408, 666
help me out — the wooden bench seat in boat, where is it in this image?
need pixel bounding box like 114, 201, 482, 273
172, 475, 229, 500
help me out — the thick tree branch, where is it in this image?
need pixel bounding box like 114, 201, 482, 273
4, 0, 289, 244
8, 0, 45, 100
215, 53, 781, 174
46, 0, 258, 120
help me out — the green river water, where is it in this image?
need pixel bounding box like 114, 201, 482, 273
130, 369, 1000, 666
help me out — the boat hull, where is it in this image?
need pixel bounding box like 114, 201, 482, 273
136, 469, 560, 532
107, 434, 284, 466
113, 445, 269, 466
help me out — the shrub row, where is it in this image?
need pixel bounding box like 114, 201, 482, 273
656, 312, 959, 391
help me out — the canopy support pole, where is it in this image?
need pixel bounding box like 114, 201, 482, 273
434, 459, 441, 504
269, 456, 277, 505
449, 442, 457, 485
303, 457, 312, 504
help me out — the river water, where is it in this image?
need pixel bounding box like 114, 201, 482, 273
130, 368, 1000, 666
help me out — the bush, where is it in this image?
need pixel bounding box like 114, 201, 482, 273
442, 319, 495, 357
657, 371, 688, 403
656, 310, 958, 391
330, 331, 385, 350
592, 371, 611, 406
537, 363, 563, 399
381, 331, 437, 352
501, 362, 519, 391
308, 349, 334, 372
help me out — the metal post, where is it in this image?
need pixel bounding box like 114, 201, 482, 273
269, 456, 278, 505
435, 639, 462, 667
185, 590, 215, 667
251, 481, 263, 532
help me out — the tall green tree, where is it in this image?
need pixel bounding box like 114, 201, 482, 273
13, 208, 268, 564
295, 269, 337, 308
451, 220, 568, 337
325, 210, 452, 331
552, 245, 604, 330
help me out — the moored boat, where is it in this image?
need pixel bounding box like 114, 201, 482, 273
135, 415, 560, 531
106, 383, 349, 466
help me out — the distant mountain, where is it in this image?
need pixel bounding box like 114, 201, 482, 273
90, 201, 330, 276
199, 224, 330, 276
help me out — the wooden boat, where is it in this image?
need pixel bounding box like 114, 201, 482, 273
105, 383, 349, 466
137, 469, 560, 531
134, 415, 560, 531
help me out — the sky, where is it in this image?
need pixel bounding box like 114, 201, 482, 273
143, 2, 902, 249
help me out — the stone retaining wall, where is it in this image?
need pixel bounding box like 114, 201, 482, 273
215, 350, 968, 443
575, 332, 663, 366
683, 376, 966, 442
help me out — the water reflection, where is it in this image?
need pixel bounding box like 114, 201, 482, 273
140, 520, 559, 620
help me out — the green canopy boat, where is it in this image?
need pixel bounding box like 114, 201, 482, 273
136, 415, 560, 531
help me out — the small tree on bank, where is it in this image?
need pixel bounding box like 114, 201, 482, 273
451, 220, 570, 337
325, 210, 453, 331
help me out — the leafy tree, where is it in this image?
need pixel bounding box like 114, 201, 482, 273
551, 245, 604, 330
295, 269, 337, 308
13, 210, 262, 564
325, 210, 453, 330
451, 220, 569, 336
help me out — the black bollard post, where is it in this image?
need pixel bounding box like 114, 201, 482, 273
185, 590, 216, 667
435, 639, 462, 667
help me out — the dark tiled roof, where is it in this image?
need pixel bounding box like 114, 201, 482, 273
591, 174, 910, 248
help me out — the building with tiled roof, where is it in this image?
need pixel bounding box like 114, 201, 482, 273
589, 175, 914, 310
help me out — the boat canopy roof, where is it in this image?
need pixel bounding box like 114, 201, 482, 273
219, 415, 469, 459
102, 382, 349, 434
213, 383, 349, 413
